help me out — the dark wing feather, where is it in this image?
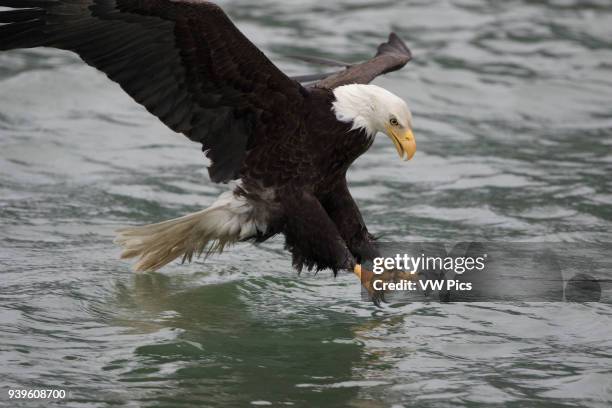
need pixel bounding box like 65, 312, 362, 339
0, 0, 305, 183
292, 33, 412, 89
290, 72, 340, 83
288, 55, 351, 68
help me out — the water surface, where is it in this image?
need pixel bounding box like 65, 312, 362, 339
1, 0, 612, 406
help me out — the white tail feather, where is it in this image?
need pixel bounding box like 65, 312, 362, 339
114, 192, 257, 272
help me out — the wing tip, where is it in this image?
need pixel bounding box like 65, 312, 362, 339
378, 32, 412, 62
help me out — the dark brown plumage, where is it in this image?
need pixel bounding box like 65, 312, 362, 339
293, 32, 412, 89
0, 0, 413, 278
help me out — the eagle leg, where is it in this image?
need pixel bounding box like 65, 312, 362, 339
281, 190, 356, 274
321, 179, 380, 264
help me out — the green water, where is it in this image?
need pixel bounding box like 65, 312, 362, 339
1, 0, 612, 407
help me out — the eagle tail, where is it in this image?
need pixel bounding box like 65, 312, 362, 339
114, 192, 257, 272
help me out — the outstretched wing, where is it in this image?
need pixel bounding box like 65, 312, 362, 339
0, 0, 305, 182
291, 33, 412, 89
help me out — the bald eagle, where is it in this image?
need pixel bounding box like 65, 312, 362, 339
0, 0, 415, 294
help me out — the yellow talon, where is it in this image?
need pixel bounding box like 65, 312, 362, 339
354, 264, 362, 279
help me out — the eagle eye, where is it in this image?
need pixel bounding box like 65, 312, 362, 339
390, 117, 399, 127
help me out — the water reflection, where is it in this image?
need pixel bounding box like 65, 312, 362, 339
106, 273, 367, 406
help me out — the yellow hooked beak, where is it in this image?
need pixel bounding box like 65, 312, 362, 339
385, 126, 416, 161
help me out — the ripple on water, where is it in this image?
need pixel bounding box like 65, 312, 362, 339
0, 0, 612, 406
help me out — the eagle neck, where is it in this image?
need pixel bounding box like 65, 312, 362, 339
331, 84, 381, 137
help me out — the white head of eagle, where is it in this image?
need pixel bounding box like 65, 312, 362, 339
332, 84, 416, 160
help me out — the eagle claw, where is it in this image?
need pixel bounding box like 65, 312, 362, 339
355, 265, 415, 306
